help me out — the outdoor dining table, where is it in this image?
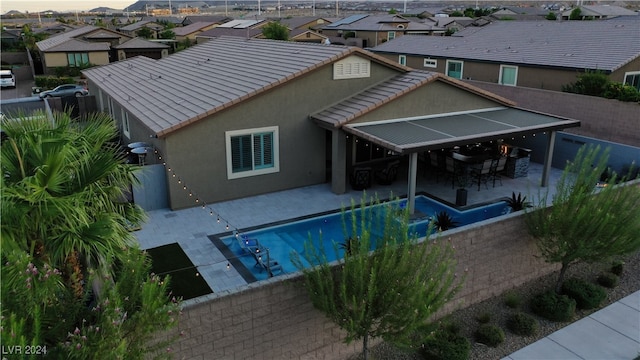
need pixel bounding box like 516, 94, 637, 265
449, 151, 494, 188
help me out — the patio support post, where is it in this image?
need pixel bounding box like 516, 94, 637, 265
407, 152, 417, 214
541, 130, 556, 187
331, 129, 347, 194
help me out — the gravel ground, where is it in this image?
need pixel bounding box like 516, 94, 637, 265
356, 250, 640, 360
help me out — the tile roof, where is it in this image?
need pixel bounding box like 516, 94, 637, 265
114, 37, 170, 49
83, 29, 124, 39
196, 27, 263, 39
218, 19, 265, 29
182, 15, 232, 25
311, 71, 514, 128
322, 14, 441, 32
276, 16, 333, 29
564, 5, 638, 17
118, 20, 163, 32
369, 19, 640, 71
172, 21, 217, 36
83, 37, 398, 137
36, 25, 98, 51
46, 38, 111, 52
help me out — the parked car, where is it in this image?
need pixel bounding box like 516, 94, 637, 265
0, 70, 16, 88
39, 84, 88, 99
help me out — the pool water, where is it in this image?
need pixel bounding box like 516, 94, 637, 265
219, 195, 509, 281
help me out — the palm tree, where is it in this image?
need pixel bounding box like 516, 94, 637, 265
1, 111, 145, 294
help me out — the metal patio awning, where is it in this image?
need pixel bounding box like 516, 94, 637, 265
341, 107, 580, 154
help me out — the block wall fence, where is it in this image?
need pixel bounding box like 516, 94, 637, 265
162, 212, 558, 359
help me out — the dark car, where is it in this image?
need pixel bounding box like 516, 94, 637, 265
39, 84, 89, 99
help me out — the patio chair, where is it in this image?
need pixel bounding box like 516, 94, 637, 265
445, 156, 466, 189
375, 160, 400, 185
491, 156, 508, 187
350, 167, 372, 190
470, 158, 494, 191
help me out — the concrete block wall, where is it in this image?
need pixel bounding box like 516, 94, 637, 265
167, 212, 556, 359
466, 80, 640, 148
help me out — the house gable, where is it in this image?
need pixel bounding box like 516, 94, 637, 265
348, 79, 509, 125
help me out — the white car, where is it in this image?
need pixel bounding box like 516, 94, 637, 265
0, 70, 16, 88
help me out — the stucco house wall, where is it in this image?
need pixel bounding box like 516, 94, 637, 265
349, 80, 503, 125
134, 59, 400, 209
387, 54, 593, 91
44, 51, 110, 68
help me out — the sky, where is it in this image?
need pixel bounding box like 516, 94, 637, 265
1, 1, 134, 13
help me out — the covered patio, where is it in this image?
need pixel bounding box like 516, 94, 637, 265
313, 106, 580, 214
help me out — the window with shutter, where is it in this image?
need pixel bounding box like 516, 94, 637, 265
226, 127, 279, 179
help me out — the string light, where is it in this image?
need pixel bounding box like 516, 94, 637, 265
145, 145, 250, 242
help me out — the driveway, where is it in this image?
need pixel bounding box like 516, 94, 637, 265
0, 65, 36, 100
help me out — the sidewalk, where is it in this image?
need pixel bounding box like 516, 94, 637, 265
504, 290, 640, 360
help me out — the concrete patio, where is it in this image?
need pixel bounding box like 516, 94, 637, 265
134, 160, 562, 294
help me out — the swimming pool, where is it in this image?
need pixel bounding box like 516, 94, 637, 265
217, 195, 509, 282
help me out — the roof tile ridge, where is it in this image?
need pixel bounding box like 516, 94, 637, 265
336, 71, 438, 126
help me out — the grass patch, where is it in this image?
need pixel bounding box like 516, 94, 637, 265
147, 243, 212, 300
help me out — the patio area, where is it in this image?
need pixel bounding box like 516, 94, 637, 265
134, 160, 563, 296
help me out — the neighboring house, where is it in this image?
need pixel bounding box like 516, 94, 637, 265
113, 37, 170, 60
318, 14, 445, 48
368, 19, 640, 91
1, 29, 21, 47
36, 25, 132, 74
182, 15, 231, 26
289, 29, 329, 43
431, 16, 477, 33
173, 21, 219, 42
490, 6, 550, 20
117, 20, 164, 39
561, 5, 638, 20
33, 23, 77, 37
277, 16, 333, 31
405, 7, 450, 18
194, 19, 267, 43
82, 37, 578, 211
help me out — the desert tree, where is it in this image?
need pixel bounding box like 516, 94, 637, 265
136, 27, 154, 39
261, 21, 289, 41
525, 145, 640, 293
292, 196, 461, 360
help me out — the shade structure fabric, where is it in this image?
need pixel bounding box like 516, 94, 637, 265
340, 107, 580, 155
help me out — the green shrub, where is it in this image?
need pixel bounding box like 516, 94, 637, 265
474, 324, 505, 347
562, 278, 607, 310
475, 312, 491, 324
421, 328, 470, 360
506, 312, 538, 336
531, 290, 576, 322
504, 291, 522, 309
611, 260, 624, 276
34, 75, 75, 90
604, 83, 640, 102
597, 272, 619, 288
